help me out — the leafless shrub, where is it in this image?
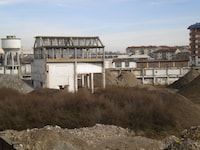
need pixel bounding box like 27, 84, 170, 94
0, 87, 178, 137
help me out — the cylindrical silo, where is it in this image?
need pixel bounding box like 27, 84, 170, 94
1, 36, 21, 76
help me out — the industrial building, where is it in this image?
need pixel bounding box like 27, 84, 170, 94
188, 22, 200, 66
31, 36, 105, 93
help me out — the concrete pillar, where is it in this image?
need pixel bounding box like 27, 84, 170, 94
4, 52, 8, 74
67, 48, 70, 58
166, 67, 169, 85
173, 61, 175, 67
142, 68, 145, 84
90, 73, 94, 93
81, 74, 85, 87
146, 62, 149, 68
180, 67, 182, 75
17, 52, 21, 78
102, 48, 106, 88
11, 52, 14, 75
153, 68, 155, 85
87, 74, 90, 88
74, 48, 78, 92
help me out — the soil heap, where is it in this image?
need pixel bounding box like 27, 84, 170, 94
168, 68, 200, 105
168, 68, 200, 89
0, 75, 33, 93
94, 69, 140, 87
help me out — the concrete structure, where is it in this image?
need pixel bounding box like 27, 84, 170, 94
188, 22, 200, 66
0, 137, 16, 150
1, 36, 21, 76
107, 58, 190, 85
31, 36, 105, 93
135, 67, 190, 85
136, 60, 189, 68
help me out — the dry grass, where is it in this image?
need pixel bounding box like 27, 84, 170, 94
0, 86, 199, 137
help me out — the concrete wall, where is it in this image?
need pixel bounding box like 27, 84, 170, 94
31, 59, 46, 88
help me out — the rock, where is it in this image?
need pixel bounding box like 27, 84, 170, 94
165, 126, 200, 150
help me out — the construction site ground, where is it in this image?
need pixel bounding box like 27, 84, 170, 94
1, 68, 200, 149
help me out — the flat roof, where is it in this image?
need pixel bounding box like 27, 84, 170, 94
35, 36, 100, 39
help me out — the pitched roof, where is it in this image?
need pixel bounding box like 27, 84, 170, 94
126, 46, 158, 49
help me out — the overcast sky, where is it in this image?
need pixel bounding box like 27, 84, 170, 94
0, 0, 199, 52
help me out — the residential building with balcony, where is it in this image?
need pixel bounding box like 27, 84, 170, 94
188, 22, 200, 66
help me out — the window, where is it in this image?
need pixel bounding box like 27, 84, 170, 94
115, 62, 122, 67
125, 61, 129, 67
179, 64, 183, 67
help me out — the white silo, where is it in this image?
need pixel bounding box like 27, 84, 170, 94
1, 36, 21, 75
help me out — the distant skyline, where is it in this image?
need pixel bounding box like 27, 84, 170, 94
0, 0, 199, 52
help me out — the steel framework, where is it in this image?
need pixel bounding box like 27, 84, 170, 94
33, 36, 105, 60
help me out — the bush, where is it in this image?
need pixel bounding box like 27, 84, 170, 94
0, 86, 178, 137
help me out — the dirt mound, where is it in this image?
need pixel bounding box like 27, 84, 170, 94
117, 71, 140, 87
178, 75, 200, 105
167, 68, 200, 105
0, 75, 33, 93
94, 70, 140, 87
0, 124, 170, 150
168, 69, 200, 89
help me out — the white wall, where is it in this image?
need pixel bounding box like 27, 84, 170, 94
44, 62, 103, 92
46, 63, 75, 92
77, 63, 103, 74
130, 62, 136, 68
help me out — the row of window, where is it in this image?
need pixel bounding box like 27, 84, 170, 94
114, 62, 186, 68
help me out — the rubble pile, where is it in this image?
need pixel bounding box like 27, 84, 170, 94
67, 124, 134, 146
165, 126, 200, 150
0, 124, 178, 150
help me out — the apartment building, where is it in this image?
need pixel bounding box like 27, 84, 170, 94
188, 22, 200, 66
153, 48, 180, 60
126, 46, 158, 56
